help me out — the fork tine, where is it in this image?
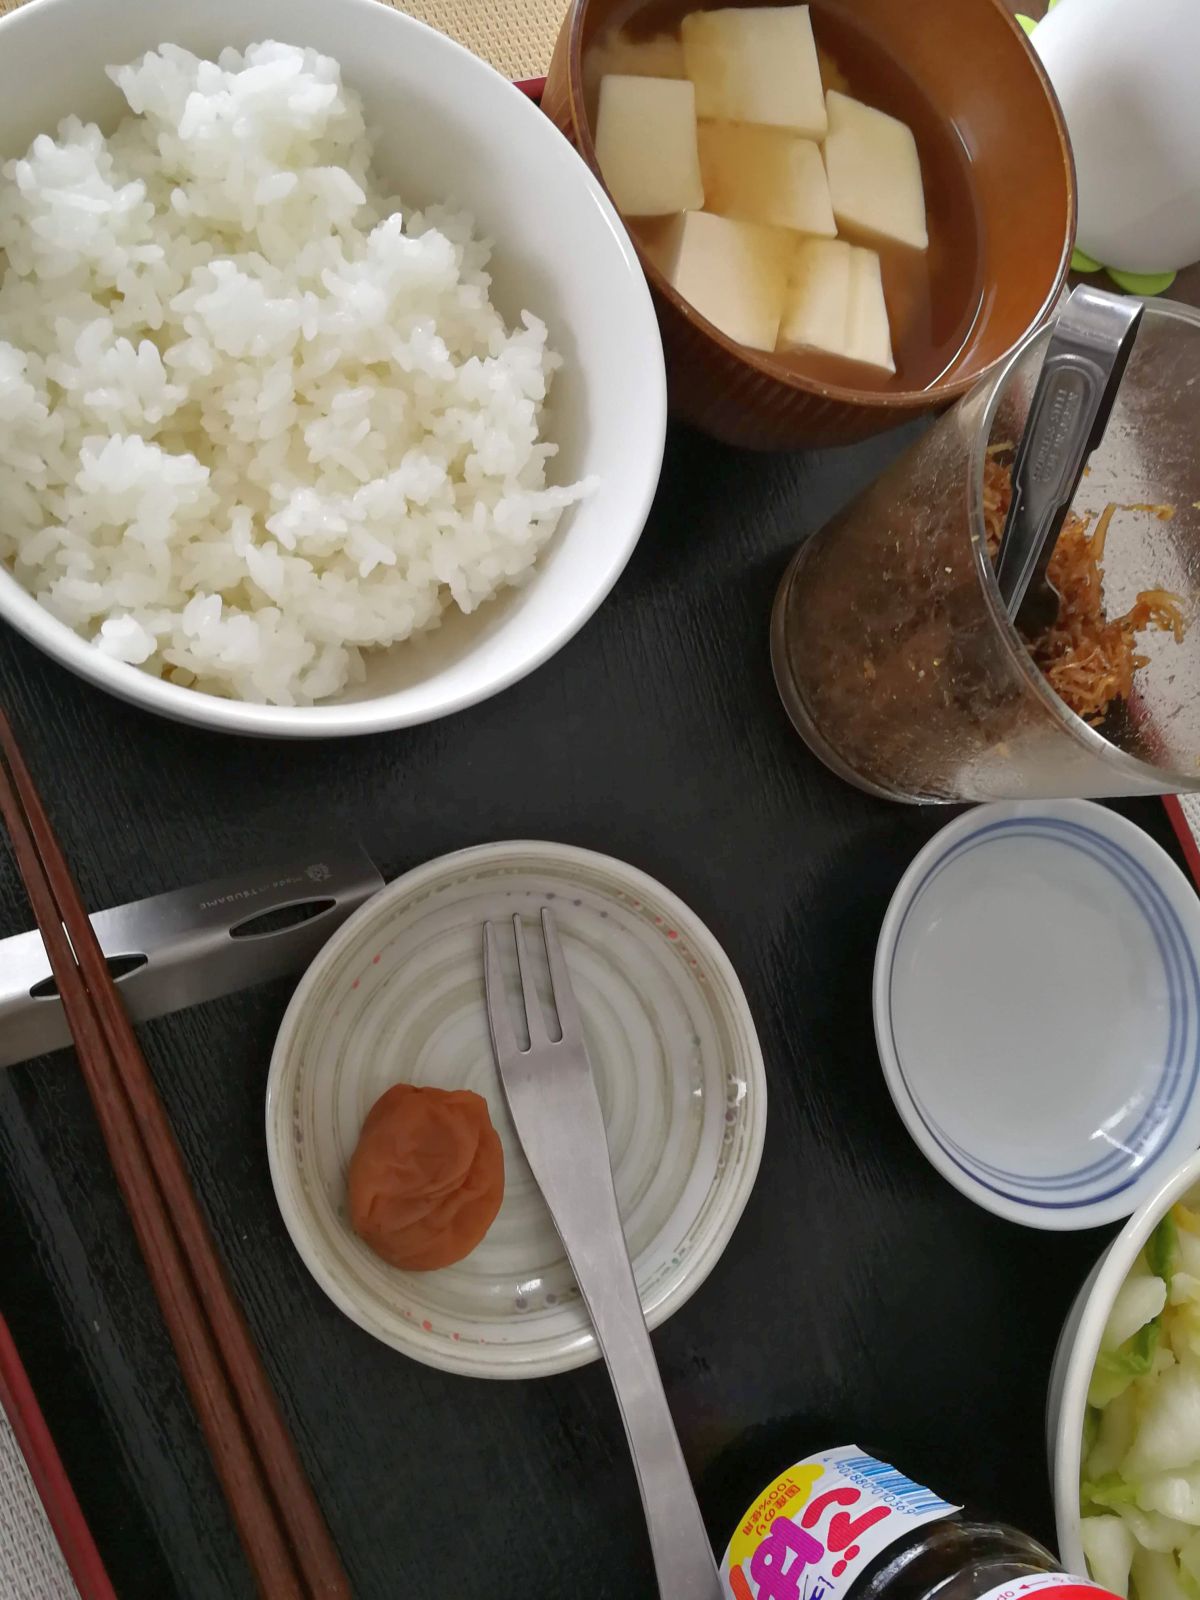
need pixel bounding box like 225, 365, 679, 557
511, 914, 549, 1045
483, 922, 522, 1060
540, 908, 581, 1044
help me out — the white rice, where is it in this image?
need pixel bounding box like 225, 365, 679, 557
0, 42, 592, 705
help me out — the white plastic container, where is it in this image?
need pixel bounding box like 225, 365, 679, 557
1032, 0, 1200, 274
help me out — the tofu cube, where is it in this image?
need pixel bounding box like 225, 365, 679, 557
660, 210, 794, 352
697, 122, 835, 235
822, 89, 928, 251
680, 6, 826, 137
778, 238, 852, 357
778, 238, 895, 373
594, 75, 704, 216
587, 30, 686, 81
845, 246, 895, 372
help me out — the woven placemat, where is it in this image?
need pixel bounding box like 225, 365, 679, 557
0, 1416, 80, 1600
1165, 795, 1200, 888
0, 0, 562, 81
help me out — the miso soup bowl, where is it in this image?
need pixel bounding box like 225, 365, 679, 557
544, 0, 1076, 450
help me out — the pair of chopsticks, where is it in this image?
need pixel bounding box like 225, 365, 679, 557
0, 710, 350, 1600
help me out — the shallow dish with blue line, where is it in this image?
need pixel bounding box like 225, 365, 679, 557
873, 800, 1200, 1230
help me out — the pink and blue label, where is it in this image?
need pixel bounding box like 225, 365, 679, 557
720, 1446, 959, 1600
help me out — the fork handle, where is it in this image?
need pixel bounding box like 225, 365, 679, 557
554, 1145, 725, 1600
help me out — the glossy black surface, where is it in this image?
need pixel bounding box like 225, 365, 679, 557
0, 420, 1186, 1599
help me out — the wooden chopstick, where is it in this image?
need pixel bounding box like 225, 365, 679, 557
0, 711, 351, 1600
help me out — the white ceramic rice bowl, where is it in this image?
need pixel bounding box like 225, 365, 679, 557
0, 0, 665, 736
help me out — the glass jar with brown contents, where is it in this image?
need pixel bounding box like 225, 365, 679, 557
771, 300, 1200, 803
712, 1443, 1119, 1600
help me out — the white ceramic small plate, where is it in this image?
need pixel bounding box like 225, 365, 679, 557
874, 800, 1200, 1230
266, 841, 766, 1378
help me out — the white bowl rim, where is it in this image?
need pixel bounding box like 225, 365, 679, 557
264, 837, 769, 1378
0, 0, 667, 738
1053, 1146, 1200, 1572
873, 798, 1200, 1231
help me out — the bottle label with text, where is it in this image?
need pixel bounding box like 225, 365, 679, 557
721, 1445, 960, 1600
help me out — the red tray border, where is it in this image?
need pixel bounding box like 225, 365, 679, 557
1163, 796, 1200, 889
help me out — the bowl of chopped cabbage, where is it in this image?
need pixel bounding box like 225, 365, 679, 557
1050, 1149, 1200, 1600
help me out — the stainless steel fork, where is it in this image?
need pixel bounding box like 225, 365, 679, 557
483, 910, 724, 1600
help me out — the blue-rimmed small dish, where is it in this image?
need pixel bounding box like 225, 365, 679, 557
874, 800, 1200, 1230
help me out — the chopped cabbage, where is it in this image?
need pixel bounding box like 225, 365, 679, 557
1124, 1364, 1200, 1478
1131, 1549, 1193, 1600
1080, 1204, 1200, 1600
1105, 1274, 1170, 1354
1089, 1318, 1163, 1409
1084, 1473, 1139, 1513
1089, 1387, 1141, 1479
1082, 1516, 1135, 1597
1149, 1215, 1179, 1284
1119, 1507, 1197, 1556
1138, 1470, 1200, 1525
1178, 1528, 1200, 1587
1175, 1216, 1200, 1279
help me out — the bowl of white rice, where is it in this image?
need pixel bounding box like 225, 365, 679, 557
0, 0, 665, 735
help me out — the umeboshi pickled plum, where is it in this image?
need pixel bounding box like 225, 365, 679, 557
346, 1083, 505, 1271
